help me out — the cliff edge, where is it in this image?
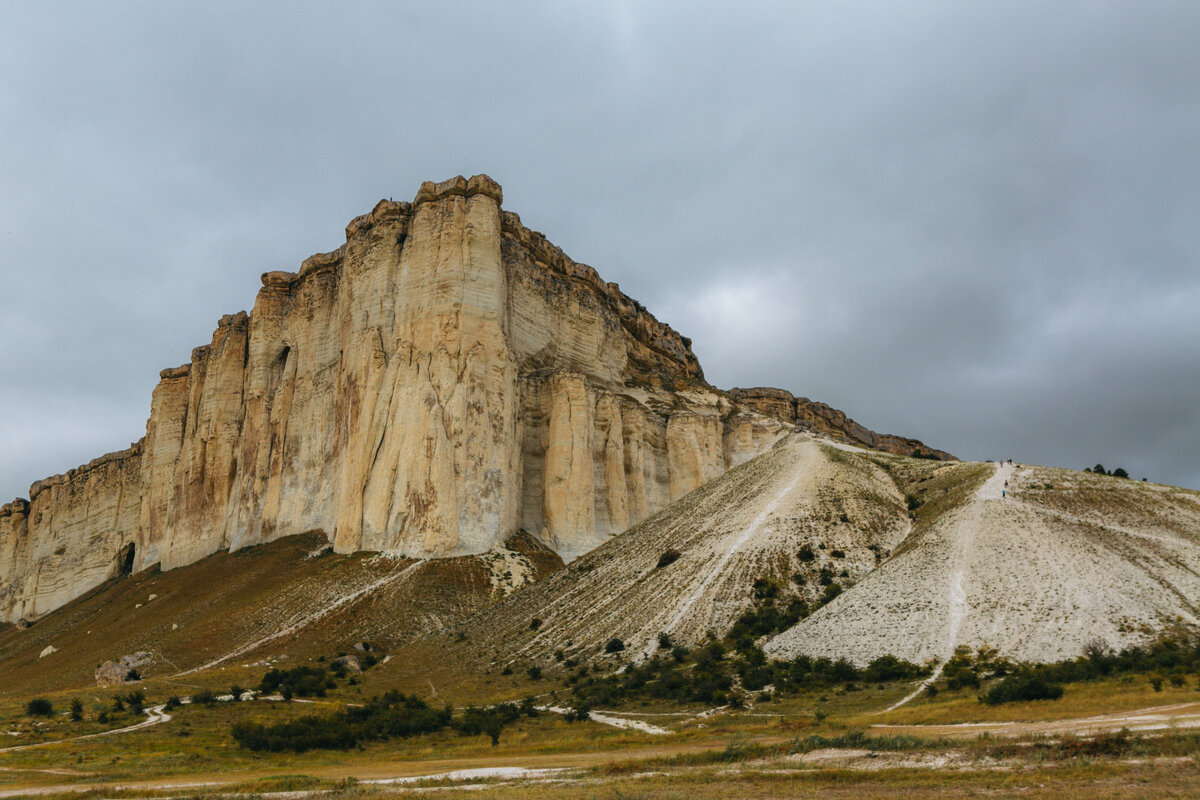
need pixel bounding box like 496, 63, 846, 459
0, 175, 949, 624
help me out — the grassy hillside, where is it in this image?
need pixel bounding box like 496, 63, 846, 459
0, 531, 561, 698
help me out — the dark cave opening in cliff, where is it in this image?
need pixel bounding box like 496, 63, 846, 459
117, 542, 135, 576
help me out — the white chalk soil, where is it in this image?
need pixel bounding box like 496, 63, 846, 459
539, 706, 671, 735
463, 434, 911, 666
766, 460, 1200, 666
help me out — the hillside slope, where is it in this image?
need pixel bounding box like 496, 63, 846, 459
0, 532, 561, 697
454, 435, 911, 668
766, 460, 1200, 665
452, 439, 1200, 671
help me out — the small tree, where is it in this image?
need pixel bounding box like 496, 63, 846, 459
1112, 467, 1129, 479
69, 698, 84, 722
123, 690, 146, 715
26, 698, 53, 716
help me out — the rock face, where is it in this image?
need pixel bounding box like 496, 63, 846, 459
729, 388, 954, 460
0, 175, 948, 624
94, 652, 150, 686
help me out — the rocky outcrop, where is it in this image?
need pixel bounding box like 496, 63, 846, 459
1, 175, 946, 624
728, 387, 955, 461
94, 652, 150, 686
1, 445, 143, 623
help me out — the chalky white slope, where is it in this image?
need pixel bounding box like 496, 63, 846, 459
460, 434, 912, 666
766, 461, 1200, 665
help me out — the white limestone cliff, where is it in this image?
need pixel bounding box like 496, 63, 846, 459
2, 175, 797, 623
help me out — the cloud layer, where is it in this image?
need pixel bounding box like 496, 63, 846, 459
2, 1, 1197, 499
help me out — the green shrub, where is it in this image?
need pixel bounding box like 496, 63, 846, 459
605, 638, 625, 654
863, 655, 923, 683
947, 667, 980, 690
260, 665, 335, 699
233, 691, 453, 752
818, 582, 842, 606
122, 690, 146, 714
797, 544, 815, 562
656, 549, 681, 568
69, 698, 84, 722
527, 666, 542, 680
26, 698, 53, 716
981, 675, 1064, 705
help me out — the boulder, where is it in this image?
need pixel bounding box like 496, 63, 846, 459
333, 654, 362, 674
95, 661, 134, 686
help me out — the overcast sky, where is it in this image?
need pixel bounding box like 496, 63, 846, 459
2, 1, 1198, 502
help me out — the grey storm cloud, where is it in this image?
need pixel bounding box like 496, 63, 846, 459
2, 0, 1198, 501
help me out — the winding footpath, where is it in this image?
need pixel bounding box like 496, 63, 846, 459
0, 705, 170, 754
884, 462, 1013, 712
659, 446, 811, 643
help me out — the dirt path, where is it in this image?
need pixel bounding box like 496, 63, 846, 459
659, 446, 811, 640
0, 705, 170, 754
873, 700, 1200, 739
883, 463, 1011, 712
176, 559, 424, 676
539, 706, 671, 735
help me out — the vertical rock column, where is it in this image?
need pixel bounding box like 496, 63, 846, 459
542, 372, 596, 558
135, 367, 191, 570
0, 501, 31, 621
160, 314, 249, 569
335, 175, 520, 556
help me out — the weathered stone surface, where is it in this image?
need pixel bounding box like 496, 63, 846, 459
729, 387, 955, 461
333, 654, 362, 674
95, 658, 143, 686
1, 175, 947, 623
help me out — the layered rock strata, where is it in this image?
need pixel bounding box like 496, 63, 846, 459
729, 387, 954, 461
1, 175, 948, 624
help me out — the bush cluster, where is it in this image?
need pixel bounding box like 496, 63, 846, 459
568, 636, 925, 709
259, 665, 337, 699
232, 692, 535, 752
981, 674, 1064, 705
1085, 464, 1129, 478
25, 698, 53, 716
233, 691, 449, 753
